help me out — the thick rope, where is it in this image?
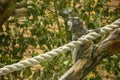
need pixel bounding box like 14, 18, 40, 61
0, 19, 120, 76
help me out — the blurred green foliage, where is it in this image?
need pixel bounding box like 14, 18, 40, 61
0, 0, 120, 80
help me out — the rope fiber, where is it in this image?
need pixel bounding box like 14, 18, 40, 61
0, 19, 120, 76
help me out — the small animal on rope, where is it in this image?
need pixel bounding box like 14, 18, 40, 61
67, 17, 92, 64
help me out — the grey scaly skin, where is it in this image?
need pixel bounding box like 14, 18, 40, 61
68, 17, 91, 64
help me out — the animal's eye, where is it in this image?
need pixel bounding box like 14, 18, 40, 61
73, 29, 76, 32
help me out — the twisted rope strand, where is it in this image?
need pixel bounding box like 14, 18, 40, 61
0, 19, 120, 76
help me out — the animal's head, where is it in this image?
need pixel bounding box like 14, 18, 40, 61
67, 17, 83, 31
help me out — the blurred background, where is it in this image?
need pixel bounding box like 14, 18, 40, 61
0, 0, 120, 80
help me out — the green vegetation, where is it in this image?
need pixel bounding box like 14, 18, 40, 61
0, 0, 120, 79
